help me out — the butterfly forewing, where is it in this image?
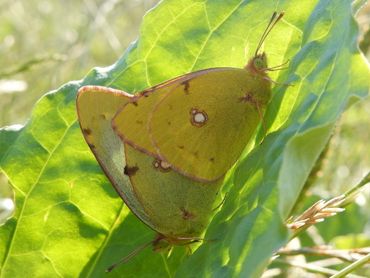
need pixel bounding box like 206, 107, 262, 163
112, 68, 229, 157
149, 68, 271, 182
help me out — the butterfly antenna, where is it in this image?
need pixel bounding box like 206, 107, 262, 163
106, 240, 153, 272
255, 12, 285, 56
255, 12, 277, 56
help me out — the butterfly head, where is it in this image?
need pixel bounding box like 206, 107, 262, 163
245, 52, 268, 75
253, 53, 267, 70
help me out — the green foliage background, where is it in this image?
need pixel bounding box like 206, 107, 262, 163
0, 0, 369, 277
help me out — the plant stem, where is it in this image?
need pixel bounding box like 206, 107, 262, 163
330, 253, 370, 278
275, 258, 367, 278
278, 247, 370, 263
0, 54, 66, 78
275, 258, 338, 276
343, 171, 370, 201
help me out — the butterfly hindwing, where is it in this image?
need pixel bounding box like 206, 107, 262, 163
124, 144, 222, 238
76, 86, 152, 226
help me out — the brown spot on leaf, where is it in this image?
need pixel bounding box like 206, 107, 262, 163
209, 157, 215, 162
167, 121, 171, 126
136, 120, 143, 125
124, 165, 139, 176
100, 114, 107, 120
178, 145, 184, 149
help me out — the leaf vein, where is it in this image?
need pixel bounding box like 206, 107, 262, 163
0, 120, 75, 276
85, 202, 127, 277
189, 0, 244, 71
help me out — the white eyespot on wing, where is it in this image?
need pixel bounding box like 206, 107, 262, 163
152, 158, 171, 172
190, 108, 208, 127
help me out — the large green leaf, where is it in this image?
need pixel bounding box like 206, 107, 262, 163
0, 0, 369, 277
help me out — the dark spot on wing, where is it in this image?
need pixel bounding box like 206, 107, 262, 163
167, 121, 171, 126
209, 157, 215, 162
100, 114, 107, 120
136, 120, 143, 125
181, 80, 190, 94
140, 88, 154, 97
239, 91, 261, 109
88, 143, 96, 149
82, 128, 92, 135
181, 207, 195, 220
178, 145, 184, 149
124, 165, 139, 176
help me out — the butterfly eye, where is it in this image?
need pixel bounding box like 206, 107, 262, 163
254, 57, 265, 70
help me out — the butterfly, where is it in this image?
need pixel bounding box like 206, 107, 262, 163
76, 12, 285, 271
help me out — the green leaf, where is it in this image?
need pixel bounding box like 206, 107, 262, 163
1, 0, 369, 277
331, 233, 370, 249
0, 125, 23, 161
